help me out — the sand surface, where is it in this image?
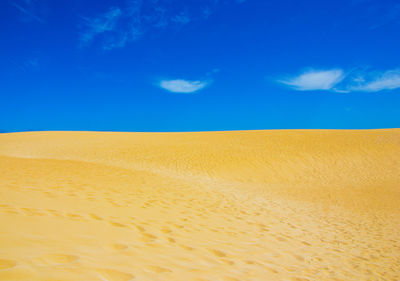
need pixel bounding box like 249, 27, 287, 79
0, 130, 399, 280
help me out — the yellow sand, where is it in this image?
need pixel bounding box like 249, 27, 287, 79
0, 130, 399, 281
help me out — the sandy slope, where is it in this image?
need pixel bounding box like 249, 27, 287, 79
0, 130, 399, 281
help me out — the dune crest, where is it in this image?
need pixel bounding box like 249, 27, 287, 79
0, 130, 399, 280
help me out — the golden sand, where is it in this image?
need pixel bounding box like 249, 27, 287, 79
0, 130, 399, 280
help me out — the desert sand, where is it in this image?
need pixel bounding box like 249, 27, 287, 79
0, 129, 399, 281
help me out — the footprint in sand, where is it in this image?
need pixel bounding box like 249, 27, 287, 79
146, 265, 172, 273
67, 213, 83, 220
245, 260, 261, 266
209, 249, 227, 258
110, 222, 127, 228
96, 268, 134, 281
161, 227, 172, 234
0, 259, 17, 270
135, 225, 146, 232
284, 266, 297, 272
90, 213, 103, 220
180, 244, 194, 251
264, 266, 279, 274
111, 243, 128, 250
140, 233, 157, 242
21, 208, 44, 216
221, 259, 235, 265
292, 254, 305, 262
222, 277, 240, 281
33, 254, 78, 266
290, 278, 310, 281
46, 209, 63, 217
3, 209, 19, 215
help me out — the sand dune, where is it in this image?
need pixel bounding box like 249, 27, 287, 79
0, 130, 399, 280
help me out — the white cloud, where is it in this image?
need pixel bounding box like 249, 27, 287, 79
279, 68, 400, 93
159, 79, 209, 93
280, 69, 345, 91
347, 70, 400, 92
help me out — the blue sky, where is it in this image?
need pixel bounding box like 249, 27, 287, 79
1, 0, 400, 132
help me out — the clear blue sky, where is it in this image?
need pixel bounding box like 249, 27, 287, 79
1, 0, 400, 132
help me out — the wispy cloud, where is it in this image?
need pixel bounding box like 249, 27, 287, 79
347, 70, 400, 92
10, 0, 44, 23
171, 11, 191, 25
279, 68, 400, 93
80, 7, 123, 47
370, 3, 400, 30
80, 0, 247, 50
159, 79, 209, 93
9, 57, 39, 72
279, 69, 345, 91
79, 2, 186, 50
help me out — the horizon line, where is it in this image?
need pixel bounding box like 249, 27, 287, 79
2, 128, 400, 134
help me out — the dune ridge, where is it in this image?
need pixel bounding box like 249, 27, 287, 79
0, 130, 399, 280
